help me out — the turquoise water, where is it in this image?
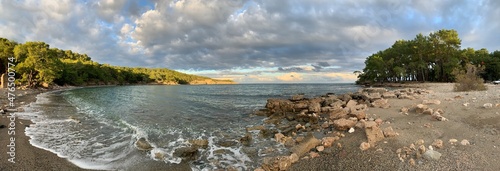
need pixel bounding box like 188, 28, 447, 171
18, 84, 360, 170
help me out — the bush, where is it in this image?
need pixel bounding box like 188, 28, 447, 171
454, 64, 487, 91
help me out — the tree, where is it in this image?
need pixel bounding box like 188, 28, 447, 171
14, 42, 62, 87
0, 38, 17, 72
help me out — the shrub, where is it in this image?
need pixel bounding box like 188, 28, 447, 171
453, 64, 487, 91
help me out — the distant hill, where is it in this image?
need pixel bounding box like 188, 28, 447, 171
0, 37, 236, 88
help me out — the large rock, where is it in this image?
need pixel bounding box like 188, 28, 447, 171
371, 98, 390, 109
328, 108, 349, 120
415, 104, 428, 114
173, 146, 199, 161
345, 100, 358, 108
333, 118, 357, 131
291, 134, 321, 157
423, 149, 442, 160
308, 102, 321, 113
364, 121, 385, 145
135, 138, 153, 151
266, 99, 295, 113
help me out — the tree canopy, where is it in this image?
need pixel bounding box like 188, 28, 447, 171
0, 38, 235, 87
357, 29, 500, 84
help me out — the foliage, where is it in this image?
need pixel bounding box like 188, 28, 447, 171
357, 29, 500, 84
0, 38, 233, 87
453, 64, 487, 91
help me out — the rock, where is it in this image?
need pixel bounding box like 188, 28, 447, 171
449, 139, 458, 145
415, 139, 425, 146
418, 145, 426, 154
348, 127, 355, 133
346, 100, 358, 108
409, 158, 416, 166
316, 145, 325, 152
296, 136, 305, 143
291, 94, 305, 101
360, 142, 371, 151
423, 150, 442, 160
371, 98, 390, 109
242, 147, 259, 158
328, 108, 349, 120
275, 133, 286, 144
333, 118, 357, 131
217, 140, 238, 147
261, 155, 295, 171
173, 146, 199, 161
154, 152, 165, 160
423, 99, 441, 105
135, 138, 153, 151
375, 118, 383, 126
5, 108, 17, 112
382, 126, 398, 137
483, 103, 493, 108
460, 139, 470, 146
266, 99, 295, 113
291, 134, 321, 157
321, 137, 337, 148
247, 125, 266, 132
254, 168, 265, 171
189, 139, 209, 148
308, 102, 321, 113
321, 121, 330, 129
382, 92, 397, 98
422, 108, 433, 115
340, 94, 352, 102
463, 103, 469, 107
309, 152, 320, 158
365, 121, 385, 145
415, 104, 428, 114
400, 107, 409, 114
432, 139, 444, 149
349, 110, 366, 120
239, 133, 253, 146
431, 111, 448, 121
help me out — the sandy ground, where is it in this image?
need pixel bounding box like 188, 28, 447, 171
290, 83, 500, 171
0, 88, 92, 171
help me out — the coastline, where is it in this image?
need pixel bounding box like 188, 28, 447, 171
0, 88, 92, 171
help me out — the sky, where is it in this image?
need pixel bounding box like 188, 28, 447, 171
0, 0, 499, 83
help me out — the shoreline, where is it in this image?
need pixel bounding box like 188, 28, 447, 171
0, 87, 93, 171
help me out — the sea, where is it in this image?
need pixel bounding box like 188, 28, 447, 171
17, 84, 361, 170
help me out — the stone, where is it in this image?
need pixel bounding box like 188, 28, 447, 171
483, 103, 493, 108
375, 118, 383, 126
461, 139, 470, 146
254, 168, 265, 171
423, 150, 442, 160
415, 139, 425, 146
364, 121, 385, 145
346, 100, 358, 108
431, 111, 448, 121
321, 121, 330, 129
496, 103, 500, 107
247, 125, 266, 132
372, 98, 390, 109
360, 142, 371, 151
382, 126, 399, 137
449, 139, 458, 144
400, 107, 409, 114
463, 103, 469, 107
348, 127, 355, 133
239, 133, 253, 146
409, 158, 416, 166
173, 146, 199, 161
415, 104, 428, 114
316, 145, 325, 152
291, 134, 321, 157
418, 145, 426, 154
135, 138, 153, 151
310, 152, 320, 158
217, 140, 238, 147
333, 118, 357, 131
423, 99, 441, 105
291, 94, 305, 101
422, 108, 433, 115
308, 102, 321, 113
322, 137, 336, 148
261, 154, 298, 171
328, 108, 349, 120
432, 139, 444, 149
382, 92, 397, 98
189, 139, 209, 148
275, 133, 286, 144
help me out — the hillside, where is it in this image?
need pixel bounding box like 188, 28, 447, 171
0, 38, 236, 87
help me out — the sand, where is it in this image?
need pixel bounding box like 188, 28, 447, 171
289, 83, 500, 171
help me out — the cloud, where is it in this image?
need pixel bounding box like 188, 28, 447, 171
276, 72, 303, 82
0, 0, 499, 83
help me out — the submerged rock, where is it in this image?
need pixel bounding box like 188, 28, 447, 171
135, 138, 153, 151
173, 146, 199, 161
189, 139, 209, 148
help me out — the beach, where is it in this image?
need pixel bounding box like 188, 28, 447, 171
1, 83, 499, 170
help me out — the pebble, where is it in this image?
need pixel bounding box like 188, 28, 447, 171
316, 146, 325, 152
348, 127, 355, 133
461, 139, 470, 146
432, 139, 444, 149
409, 158, 416, 166
360, 142, 371, 151
449, 139, 458, 144
483, 103, 493, 108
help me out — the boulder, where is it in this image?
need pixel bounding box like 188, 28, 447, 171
173, 146, 199, 161
135, 138, 153, 151
293, 102, 309, 110
415, 104, 428, 114
340, 94, 352, 102
431, 111, 447, 121
400, 107, 409, 114
189, 139, 209, 148
371, 98, 390, 109
364, 121, 385, 145
333, 118, 357, 131
275, 133, 286, 144
460, 139, 470, 146
423, 99, 441, 105
349, 110, 366, 120
423, 150, 442, 160
291, 134, 321, 157
290, 94, 305, 101
308, 102, 321, 113
382, 126, 399, 137
328, 108, 349, 120
346, 100, 358, 108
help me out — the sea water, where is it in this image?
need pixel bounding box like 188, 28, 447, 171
17, 84, 360, 170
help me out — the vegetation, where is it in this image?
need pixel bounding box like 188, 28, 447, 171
356, 29, 500, 85
453, 64, 487, 91
0, 38, 234, 87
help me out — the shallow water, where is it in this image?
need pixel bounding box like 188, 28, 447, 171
17, 84, 360, 170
